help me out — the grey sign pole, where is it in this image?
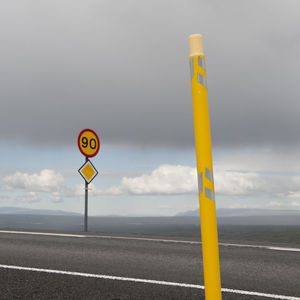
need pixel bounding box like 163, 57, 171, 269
84, 156, 88, 232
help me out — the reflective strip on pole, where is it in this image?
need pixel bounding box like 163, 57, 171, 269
189, 34, 222, 300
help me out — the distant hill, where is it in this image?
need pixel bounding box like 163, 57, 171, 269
176, 208, 300, 217
0, 207, 299, 228
176, 208, 300, 226
1, 207, 300, 226
0, 207, 81, 216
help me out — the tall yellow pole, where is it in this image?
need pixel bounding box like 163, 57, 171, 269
189, 34, 222, 300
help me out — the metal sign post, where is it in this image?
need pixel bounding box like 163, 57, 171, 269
77, 129, 100, 232
84, 157, 88, 232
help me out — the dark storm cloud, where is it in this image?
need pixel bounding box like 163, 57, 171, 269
0, 1, 300, 148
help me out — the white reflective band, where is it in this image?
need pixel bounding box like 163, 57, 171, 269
205, 168, 214, 183
189, 58, 194, 79
197, 172, 203, 194
197, 73, 207, 89
198, 56, 206, 70
205, 187, 215, 201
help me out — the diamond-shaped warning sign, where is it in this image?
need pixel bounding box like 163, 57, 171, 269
78, 159, 98, 184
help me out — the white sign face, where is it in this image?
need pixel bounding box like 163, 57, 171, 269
78, 159, 98, 184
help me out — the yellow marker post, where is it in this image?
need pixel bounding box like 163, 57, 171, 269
189, 34, 222, 299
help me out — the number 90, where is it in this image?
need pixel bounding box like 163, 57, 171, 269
81, 137, 97, 149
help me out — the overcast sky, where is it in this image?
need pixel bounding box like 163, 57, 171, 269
1, 0, 300, 215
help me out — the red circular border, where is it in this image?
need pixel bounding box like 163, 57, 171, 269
77, 128, 100, 158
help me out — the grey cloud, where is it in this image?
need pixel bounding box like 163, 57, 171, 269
1, 1, 300, 149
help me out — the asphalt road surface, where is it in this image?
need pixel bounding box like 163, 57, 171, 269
0, 230, 299, 299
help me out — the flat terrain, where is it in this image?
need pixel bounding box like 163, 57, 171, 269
0, 214, 299, 245
0, 230, 299, 299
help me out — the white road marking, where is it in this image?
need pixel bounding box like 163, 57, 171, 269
0, 230, 85, 238
0, 264, 299, 300
0, 230, 300, 252
218, 242, 300, 252
90, 234, 202, 244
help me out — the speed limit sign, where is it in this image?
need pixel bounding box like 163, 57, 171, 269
77, 129, 100, 157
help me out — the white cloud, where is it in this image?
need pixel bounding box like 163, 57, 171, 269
3, 162, 300, 211
73, 183, 100, 197
3, 169, 64, 202
70, 165, 198, 196
50, 191, 63, 203
227, 203, 266, 209
266, 201, 300, 209
283, 191, 300, 200
92, 163, 300, 210
227, 201, 300, 210
3, 169, 64, 192
214, 170, 260, 196
15, 191, 39, 204
120, 165, 197, 195
96, 165, 262, 196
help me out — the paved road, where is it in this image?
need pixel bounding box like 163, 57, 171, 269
0, 230, 299, 299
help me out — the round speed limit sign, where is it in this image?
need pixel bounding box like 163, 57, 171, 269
78, 129, 100, 157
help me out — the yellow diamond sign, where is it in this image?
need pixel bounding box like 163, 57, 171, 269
78, 159, 98, 184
